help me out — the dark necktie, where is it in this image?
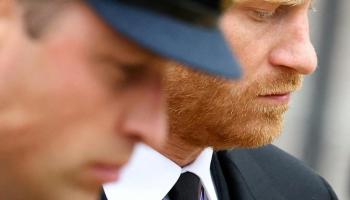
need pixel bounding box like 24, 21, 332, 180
168, 172, 201, 200
100, 187, 107, 200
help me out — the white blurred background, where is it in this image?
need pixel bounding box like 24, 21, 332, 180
274, 0, 350, 199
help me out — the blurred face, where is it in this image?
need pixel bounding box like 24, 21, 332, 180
0, 2, 166, 200
165, 0, 317, 149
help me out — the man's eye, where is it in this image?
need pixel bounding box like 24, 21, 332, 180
120, 64, 148, 86
92, 55, 148, 90
249, 9, 276, 21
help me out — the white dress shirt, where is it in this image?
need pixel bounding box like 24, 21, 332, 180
103, 143, 218, 200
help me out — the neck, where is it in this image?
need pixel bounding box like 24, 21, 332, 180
154, 134, 205, 167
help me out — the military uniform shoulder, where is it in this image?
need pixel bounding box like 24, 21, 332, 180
215, 145, 338, 200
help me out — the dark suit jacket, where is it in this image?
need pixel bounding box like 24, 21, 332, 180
101, 144, 338, 200
211, 145, 338, 200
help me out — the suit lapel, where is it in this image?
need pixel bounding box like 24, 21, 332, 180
210, 153, 231, 200
214, 149, 285, 200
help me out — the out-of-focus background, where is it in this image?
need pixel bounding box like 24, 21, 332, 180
274, 0, 350, 199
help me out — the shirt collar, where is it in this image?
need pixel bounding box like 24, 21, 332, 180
103, 143, 217, 200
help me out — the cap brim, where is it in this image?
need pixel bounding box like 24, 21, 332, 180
86, 0, 241, 79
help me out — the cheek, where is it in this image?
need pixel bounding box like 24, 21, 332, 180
220, 12, 275, 77
0, 55, 115, 164
220, 18, 253, 73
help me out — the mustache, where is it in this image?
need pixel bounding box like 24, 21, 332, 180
252, 71, 303, 96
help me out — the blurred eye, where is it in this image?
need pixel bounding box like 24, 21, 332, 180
92, 54, 148, 91
119, 63, 149, 87
249, 9, 276, 22
92, 51, 163, 93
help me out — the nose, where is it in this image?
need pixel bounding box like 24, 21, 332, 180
268, 13, 318, 75
120, 77, 168, 149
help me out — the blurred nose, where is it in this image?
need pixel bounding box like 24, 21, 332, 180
120, 75, 167, 149
269, 12, 317, 75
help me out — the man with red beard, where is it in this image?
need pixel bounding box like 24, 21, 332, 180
101, 0, 338, 199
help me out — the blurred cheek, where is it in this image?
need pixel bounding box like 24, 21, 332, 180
0, 68, 108, 162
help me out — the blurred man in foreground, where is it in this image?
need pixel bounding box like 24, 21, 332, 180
103, 0, 338, 199
0, 0, 240, 199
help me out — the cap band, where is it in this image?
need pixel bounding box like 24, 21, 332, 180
119, 0, 222, 27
